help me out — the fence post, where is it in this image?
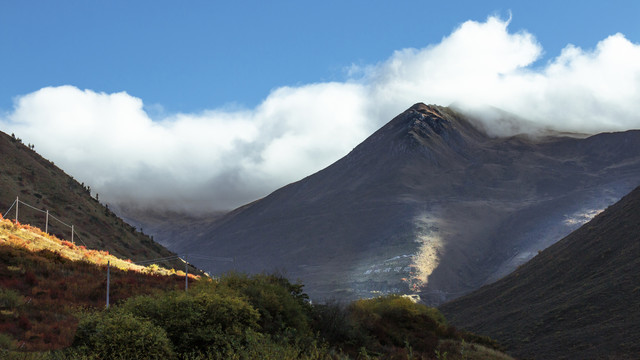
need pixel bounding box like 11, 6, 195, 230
15, 196, 18, 224
106, 261, 110, 309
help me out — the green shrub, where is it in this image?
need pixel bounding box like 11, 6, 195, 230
72, 311, 174, 359
120, 287, 260, 356
59, 274, 505, 359
178, 334, 331, 360
344, 295, 452, 355
215, 273, 313, 342
312, 300, 361, 346
0, 288, 23, 309
0, 332, 15, 350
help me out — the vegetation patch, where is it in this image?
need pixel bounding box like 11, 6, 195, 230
0, 217, 511, 359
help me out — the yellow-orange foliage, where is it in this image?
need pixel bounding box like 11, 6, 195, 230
0, 217, 196, 278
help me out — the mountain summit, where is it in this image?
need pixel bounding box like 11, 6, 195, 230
168, 103, 640, 303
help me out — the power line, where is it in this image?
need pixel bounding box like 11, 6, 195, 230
17, 199, 47, 214
133, 254, 235, 266
4, 197, 230, 281
48, 212, 72, 228
3, 199, 16, 219
187, 254, 234, 262
72, 231, 89, 248
134, 255, 183, 265
4, 196, 80, 246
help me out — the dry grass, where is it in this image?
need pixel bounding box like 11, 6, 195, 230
0, 216, 197, 279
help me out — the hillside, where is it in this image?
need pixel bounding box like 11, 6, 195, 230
0, 130, 182, 269
440, 185, 640, 359
0, 216, 195, 351
162, 103, 640, 303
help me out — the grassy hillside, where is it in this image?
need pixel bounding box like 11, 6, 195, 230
0, 130, 182, 269
440, 185, 640, 359
0, 216, 197, 351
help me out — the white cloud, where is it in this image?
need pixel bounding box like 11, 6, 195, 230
2, 15, 640, 211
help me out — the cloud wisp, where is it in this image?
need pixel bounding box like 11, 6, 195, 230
2, 16, 640, 211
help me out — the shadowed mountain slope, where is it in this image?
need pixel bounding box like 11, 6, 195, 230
165, 103, 640, 303
0, 131, 182, 269
440, 185, 640, 360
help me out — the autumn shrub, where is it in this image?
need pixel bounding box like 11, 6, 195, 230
72, 310, 174, 360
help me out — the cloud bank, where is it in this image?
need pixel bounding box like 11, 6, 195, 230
2, 16, 640, 211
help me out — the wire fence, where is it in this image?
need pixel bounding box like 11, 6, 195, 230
2, 195, 234, 274
3, 196, 87, 247
1, 194, 240, 314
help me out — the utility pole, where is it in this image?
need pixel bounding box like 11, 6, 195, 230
45, 210, 49, 233
71, 225, 74, 245
185, 254, 188, 292
106, 261, 110, 309
15, 196, 18, 224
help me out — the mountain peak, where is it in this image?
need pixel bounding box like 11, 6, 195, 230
386, 104, 486, 160
408, 102, 434, 111
168, 104, 640, 304
407, 104, 449, 136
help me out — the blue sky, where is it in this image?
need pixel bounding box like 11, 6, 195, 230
1, 1, 640, 211
2, 1, 638, 113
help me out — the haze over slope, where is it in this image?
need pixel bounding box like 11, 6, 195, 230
171, 104, 640, 303
440, 185, 640, 360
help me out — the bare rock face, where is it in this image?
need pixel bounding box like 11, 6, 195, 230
167, 103, 640, 304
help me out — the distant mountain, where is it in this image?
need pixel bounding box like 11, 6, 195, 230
0, 130, 182, 269
440, 185, 640, 360
147, 103, 640, 303
115, 206, 226, 251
